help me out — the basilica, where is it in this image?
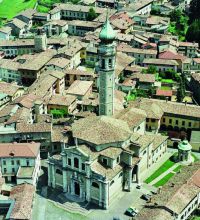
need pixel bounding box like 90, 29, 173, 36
47, 16, 168, 209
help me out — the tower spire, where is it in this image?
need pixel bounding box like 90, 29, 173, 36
98, 12, 116, 116
99, 10, 116, 41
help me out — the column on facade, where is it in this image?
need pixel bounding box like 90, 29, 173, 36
99, 182, 102, 207
62, 152, 67, 192
136, 165, 140, 184
103, 181, 109, 209
85, 161, 91, 202
52, 164, 56, 188
63, 170, 67, 192
127, 167, 132, 192
47, 162, 52, 187
85, 177, 91, 202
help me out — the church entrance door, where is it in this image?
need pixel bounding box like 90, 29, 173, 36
74, 182, 80, 196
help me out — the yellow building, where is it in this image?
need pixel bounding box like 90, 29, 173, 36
132, 98, 200, 136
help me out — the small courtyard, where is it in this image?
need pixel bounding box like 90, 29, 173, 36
145, 149, 199, 188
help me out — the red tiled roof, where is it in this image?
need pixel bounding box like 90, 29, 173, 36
156, 89, 172, 97
0, 142, 40, 158
159, 50, 186, 61
193, 58, 200, 64
142, 42, 157, 49
110, 12, 133, 25
10, 183, 35, 220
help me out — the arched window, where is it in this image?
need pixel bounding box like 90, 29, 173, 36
56, 169, 62, 175
110, 180, 114, 186
92, 182, 99, 188
74, 157, 79, 168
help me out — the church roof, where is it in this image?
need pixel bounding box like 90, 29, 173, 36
72, 116, 132, 145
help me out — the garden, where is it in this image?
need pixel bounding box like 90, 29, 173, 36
49, 108, 68, 119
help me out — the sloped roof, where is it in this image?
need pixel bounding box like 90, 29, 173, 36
72, 116, 132, 145
0, 142, 40, 158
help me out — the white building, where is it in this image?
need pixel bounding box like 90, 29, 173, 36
0, 142, 41, 185
48, 115, 168, 209
0, 27, 12, 40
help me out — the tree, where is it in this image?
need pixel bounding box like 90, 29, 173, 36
87, 8, 97, 21
186, 19, 200, 46
150, 7, 161, 16
176, 76, 185, 102
169, 9, 182, 22
147, 65, 157, 74
189, 0, 200, 23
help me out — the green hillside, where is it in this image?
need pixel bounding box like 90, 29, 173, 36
0, 0, 37, 20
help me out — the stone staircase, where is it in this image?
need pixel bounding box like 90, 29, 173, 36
55, 193, 89, 215
51, 199, 89, 215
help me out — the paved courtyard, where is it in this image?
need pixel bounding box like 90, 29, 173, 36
88, 183, 156, 220
32, 182, 156, 220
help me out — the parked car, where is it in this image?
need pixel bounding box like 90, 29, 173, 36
151, 190, 157, 195
136, 183, 142, 189
125, 206, 138, 217
141, 194, 151, 201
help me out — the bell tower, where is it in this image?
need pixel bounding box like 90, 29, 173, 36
98, 14, 116, 116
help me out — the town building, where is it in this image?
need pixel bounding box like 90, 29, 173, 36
136, 163, 200, 220
117, 43, 157, 65
0, 142, 40, 185
143, 58, 179, 72
190, 72, 200, 104
178, 41, 198, 58
0, 26, 12, 40
132, 98, 200, 137
67, 20, 102, 36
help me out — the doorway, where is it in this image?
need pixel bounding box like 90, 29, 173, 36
74, 182, 80, 196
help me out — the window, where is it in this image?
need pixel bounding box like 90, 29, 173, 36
163, 118, 166, 123
110, 180, 114, 185
169, 119, 172, 124
3, 161, 6, 165
56, 169, 62, 175
103, 158, 108, 166
108, 59, 112, 68
146, 118, 149, 122
4, 168, 7, 173
176, 120, 178, 125
92, 182, 99, 188
182, 121, 185, 126
74, 157, 79, 168
26, 160, 30, 166
82, 163, 85, 171
68, 158, 71, 166
151, 119, 156, 122
102, 59, 105, 69
17, 160, 20, 165
12, 168, 15, 173
11, 160, 14, 165
117, 156, 120, 163
188, 122, 191, 127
